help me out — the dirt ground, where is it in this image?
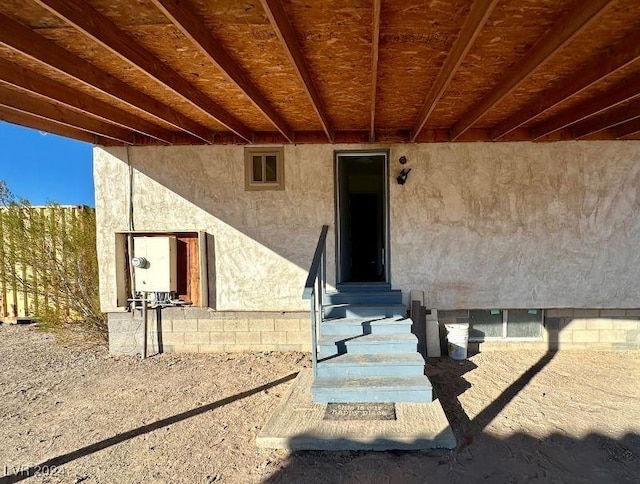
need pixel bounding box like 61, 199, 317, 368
1, 324, 639, 484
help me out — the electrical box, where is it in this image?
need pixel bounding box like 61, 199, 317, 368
132, 236, 177, 293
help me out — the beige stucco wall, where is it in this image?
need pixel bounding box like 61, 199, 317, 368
95, 141, 640, 313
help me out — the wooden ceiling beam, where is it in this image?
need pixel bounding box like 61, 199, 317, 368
450, 0, 614, 140
150, 0, 293, 142
573, 99, 640, 139
33, 0, 252, 142
615, 117, 640, 139
0, 13, 211, 143
0, 58, 173, 144
492, 28, 640, 140
411, 0, 499, 142
0, 106, 110, 144
260, 0, 333, 142
369, 0, 381, 142
0, 85, 135, 144
532, 72, 640, 139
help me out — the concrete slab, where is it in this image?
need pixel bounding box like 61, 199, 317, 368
256, 369, 456, 451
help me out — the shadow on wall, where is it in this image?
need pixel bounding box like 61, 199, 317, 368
108, 146, 332, 277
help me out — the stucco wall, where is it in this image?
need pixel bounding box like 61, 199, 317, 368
94, 144, 336, 312
95, 141, 640, 312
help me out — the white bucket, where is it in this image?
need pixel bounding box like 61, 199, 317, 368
445, 323, 469, 360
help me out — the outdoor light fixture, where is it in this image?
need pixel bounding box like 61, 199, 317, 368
397, 155, 411, 184
396, 168, 411, 185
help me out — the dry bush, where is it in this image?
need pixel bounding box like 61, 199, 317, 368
0, 181, 106, 341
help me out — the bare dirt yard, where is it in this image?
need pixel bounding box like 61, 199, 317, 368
1, 323, 639, 483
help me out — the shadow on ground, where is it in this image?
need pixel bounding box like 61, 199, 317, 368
0, 373, 298, 484
2, 336, 638, 483
264, 344, 639, 483
263, 431, 640, 483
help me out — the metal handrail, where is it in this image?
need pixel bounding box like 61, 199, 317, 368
302, 225, 329, 377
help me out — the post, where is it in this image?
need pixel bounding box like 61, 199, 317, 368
309, 288, 318, 378
141, 292, 148, 359
321, 249, 326, 305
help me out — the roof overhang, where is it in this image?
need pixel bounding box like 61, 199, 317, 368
0, 0, 639, 146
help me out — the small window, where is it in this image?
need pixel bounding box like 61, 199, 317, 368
468, 309, 543, 341
245, 147, 284, 190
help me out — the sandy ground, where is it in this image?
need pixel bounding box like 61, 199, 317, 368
0, 324, 639, 484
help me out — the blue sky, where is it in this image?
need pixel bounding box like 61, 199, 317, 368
0, 122, 95, 206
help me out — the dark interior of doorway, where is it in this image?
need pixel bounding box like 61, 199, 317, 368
338, 155, 386, 283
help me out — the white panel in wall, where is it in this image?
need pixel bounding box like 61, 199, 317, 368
132, 236, 177, 293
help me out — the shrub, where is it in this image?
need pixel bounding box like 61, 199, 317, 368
0, 181, 106, 340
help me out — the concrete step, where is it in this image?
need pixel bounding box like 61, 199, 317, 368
311, 375, 433, 403
317, 353, 425, 377
323, 290, 402, 305
336, 283, 392, 292
324, 303, 407, 320
319, 333, 418, 357
320, 316, 412, 336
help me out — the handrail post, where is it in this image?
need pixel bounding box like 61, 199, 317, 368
321, 248, 326, 305
302, 225, 329, 380
310, 285, 318, 378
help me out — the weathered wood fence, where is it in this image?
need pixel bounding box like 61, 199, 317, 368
0, 205, 93, 321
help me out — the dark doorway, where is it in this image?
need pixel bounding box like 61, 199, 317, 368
336, 153, 388, 283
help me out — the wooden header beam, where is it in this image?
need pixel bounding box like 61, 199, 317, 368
34, 0, 252, 142
573, 99, 640, 139
369, 0, 382, 143
616, 117, 640, 139
0, 59, 172, 144
411, 0, 499, 142
0, 13, 211, 143
369, 0, 381, 142
0, 106, 110, 144
150, 0, 293, 142
260, 0, 333, 142
532, 72, 640, 139
492, 28, 640, 140
450, 0, 614, 140
0, 85, 135, 143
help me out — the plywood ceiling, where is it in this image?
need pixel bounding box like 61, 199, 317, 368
0, 0, 639, 145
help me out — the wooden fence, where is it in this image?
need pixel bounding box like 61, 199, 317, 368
0, 205, 93, 321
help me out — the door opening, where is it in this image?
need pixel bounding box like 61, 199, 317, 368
336, 152, 388, 283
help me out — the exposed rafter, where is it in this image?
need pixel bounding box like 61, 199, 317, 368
492, 28, 640, 140
573, 99, 640, 139
616, 117, 640, 139
150, 0, 292, 142
0, 85, 135, 143
532, 72, 640, 139
0, 13, 211, 143
369, 0, 381, 142
260, 0, 333, 142
410, 0, 499, 142
33, 0, 252, 142
450, 0, 614, 140
0, 106, 109, 144
0, 59, 172, 144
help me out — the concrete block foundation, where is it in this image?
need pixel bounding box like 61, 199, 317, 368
107, 307, 311, 356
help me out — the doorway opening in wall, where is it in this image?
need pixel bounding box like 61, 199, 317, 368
335, 151, 389, 284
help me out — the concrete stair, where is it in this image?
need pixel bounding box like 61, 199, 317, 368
311, 286, 432, 403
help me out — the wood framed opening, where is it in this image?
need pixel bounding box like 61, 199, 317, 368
335, 150, 390, 284
115, 231, 212, 308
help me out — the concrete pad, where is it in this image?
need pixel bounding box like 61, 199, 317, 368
257, 369, 456, 451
